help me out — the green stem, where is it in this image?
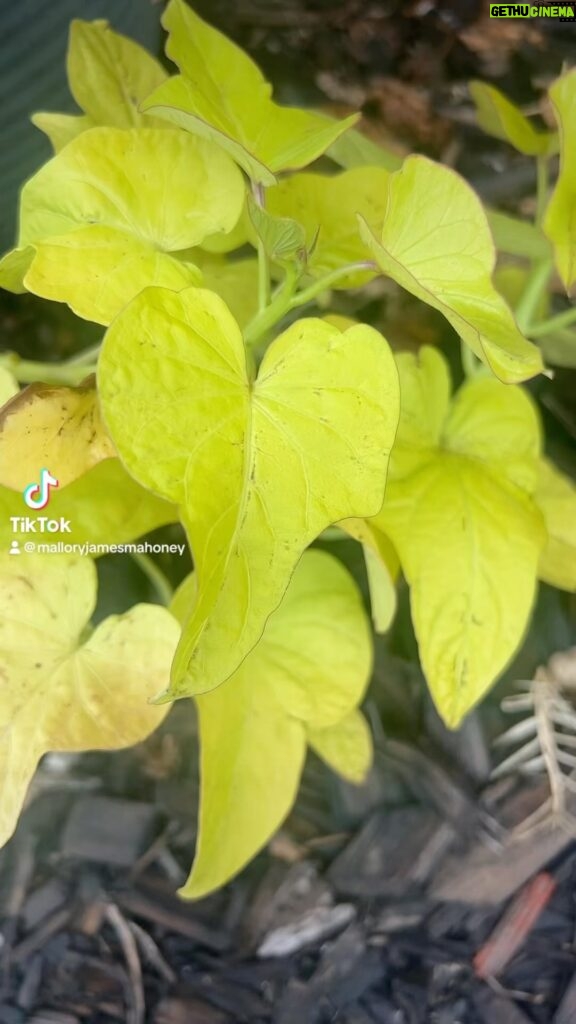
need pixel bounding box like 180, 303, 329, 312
529, 305, 576, 339
514, 258, 553, 334
132, 552, 173, 607
0, 353, 97, 385
64, 341, 102, 367
461, 340, 481, 379
251, 181, 271, 313
288, 261, 376, 311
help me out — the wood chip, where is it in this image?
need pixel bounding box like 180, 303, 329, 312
61, 797, 159, 867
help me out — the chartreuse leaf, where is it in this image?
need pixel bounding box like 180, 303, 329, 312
0, 380, 115, 490
98, 286, 399, 699
544, 69, 576, 293
0, 127, 244, 324
32, 20, 168, 151
486, 209, 551, 262
359, 156, 544, 383
194, 255, 259, 329
0, 368, 18, 406
374, 347, 545, 728
265, 168, 390, 286
170, 550, 373, 898
247, 194, 307, 267
535, 459, 576, 592
340, 517, 398, 633
0, 459, 177, 551
308, 711, 372, 784
0, 553, 179, 847
326, 125, 403, 172
140, 0, 358, 185
470, 81, 557, 156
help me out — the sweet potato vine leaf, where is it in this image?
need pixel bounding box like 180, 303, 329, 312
0, 553, 180, 847
0, 127, 244, 325
32, 19, 168, 151
141, 0, 358, 185
544, 69, 576, 293
535, 459, 576, 592
373, 347, 545, 729
98, 286, 399, 699
0, 379, 115, 491
470, 81, 558, 157
170, 550, 373, 899
0, 369, 18, 407
359, 155, 543, 383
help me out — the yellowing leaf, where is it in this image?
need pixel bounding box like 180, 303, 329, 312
67, 19, 167, 129
171, 549, 372, 898
535, 459, 576, 591
31, 112, 95, 153
141, 0, 358, 184
544, 69, 576, 292
98, 286, 399, 699
341, 517, 398, 633
0, 379, 115, 491
375, 347, 545, 728
470, 81, 557, 157
0, 459, 177, 550
1, 127, 243, 322
359, 156, 544, 383
308, 710, 373, 784
0, 552, 179, 846
266, 168, 390, 286
27, 227, 202, 326
0, 368, 18, 407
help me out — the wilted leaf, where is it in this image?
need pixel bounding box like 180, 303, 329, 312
171, 550, 372, 898
359, 155, 544, 383
0, 552, 179, 846
0, 379, 115, 490
141, 0, 357, 184
375, 347, 545, 728
544, 69, 576, 292
535, 459, 576, 591
470, 81, 557, 156
98, 286, 399, 699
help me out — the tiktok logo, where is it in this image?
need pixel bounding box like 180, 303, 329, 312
23, 468, 59, 510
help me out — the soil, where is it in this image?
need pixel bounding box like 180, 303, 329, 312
1, 1, 576, 1022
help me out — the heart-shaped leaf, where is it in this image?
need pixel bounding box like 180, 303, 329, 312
98, 286, 399, 699
0, 552, 180, 846
141, 0, 358, 184
375, 347, 545, 728
544, 69, 576, 293
0, 380, 115, 491
0, 127, 244, 324
359, 155, 544, 383
535, 458, 576, 592
170, 549, 372, 898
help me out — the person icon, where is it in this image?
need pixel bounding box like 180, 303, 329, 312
9, 539, 21, 555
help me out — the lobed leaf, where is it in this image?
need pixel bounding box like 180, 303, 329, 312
359, 155, 544, 383
171, 550, 372, 898
375, 347, 545, 728
0, 379, 115, 491
470, 81, 557, 157
544, 69, 576, 293
98, 286, 399, 699
535, 459, 576, 592
141, 0, 357, 184
0, 553, 179, 846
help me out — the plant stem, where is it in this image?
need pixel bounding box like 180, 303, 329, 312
251, 181, 271, 313
64, 341, 102, 366
288, 261, 377, 311
529, 305, 576, 339
0, 353, 97, 385
514, 258, 553, 334
132, 552, 173, 606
